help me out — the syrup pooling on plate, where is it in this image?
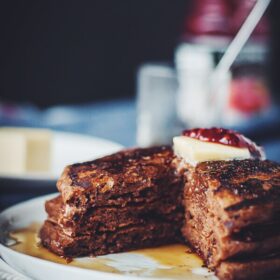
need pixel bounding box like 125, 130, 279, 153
8, 223, 118, 273
182, 127, 264, 159
7, 223, 213, 280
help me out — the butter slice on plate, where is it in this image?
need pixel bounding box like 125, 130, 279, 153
173, 136, 251, 166
0, 127, 52, 175
0, 131, 26, 175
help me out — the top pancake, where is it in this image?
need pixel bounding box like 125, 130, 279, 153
57, 146, 180, 207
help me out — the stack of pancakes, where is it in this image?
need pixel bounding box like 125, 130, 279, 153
178, 159, 280, 280
40, 147, 280, 279
40, 146, 184, 257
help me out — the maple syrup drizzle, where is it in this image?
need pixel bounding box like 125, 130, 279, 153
6, 223, 211, 279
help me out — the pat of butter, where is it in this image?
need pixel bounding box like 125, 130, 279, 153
173, 136, 251, 166
0, 127, 52, 175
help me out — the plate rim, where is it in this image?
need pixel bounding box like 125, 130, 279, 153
0, 194, 155, 280
0, 244, 149, 280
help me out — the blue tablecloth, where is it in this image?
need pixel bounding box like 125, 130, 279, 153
1, 99, 280, 154
0, 99, 137, 147
0, 98, 280, 210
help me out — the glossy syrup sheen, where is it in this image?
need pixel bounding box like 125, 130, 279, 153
8, 223, 212, 280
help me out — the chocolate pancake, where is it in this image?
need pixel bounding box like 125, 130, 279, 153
40, 144, 280, 280
175, 158, 280, 279
40, 146, 184, 257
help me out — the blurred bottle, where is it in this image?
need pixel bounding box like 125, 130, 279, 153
230, 0, 269, 37
225, 45, 271, 125
176, 45, 216, 127
184, 0, 269, 39
184, 0, 232, 37
175, 0, 271, 128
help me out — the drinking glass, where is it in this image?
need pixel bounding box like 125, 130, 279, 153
136, 63, 180, 147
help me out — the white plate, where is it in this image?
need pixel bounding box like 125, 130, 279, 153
0, 131, 123, 181
0, 257, 29, 280
0, 195, 217, 280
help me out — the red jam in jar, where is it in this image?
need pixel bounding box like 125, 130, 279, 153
182, 127, 263, 159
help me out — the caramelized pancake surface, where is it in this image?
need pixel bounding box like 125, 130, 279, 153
40, 146, 184, 257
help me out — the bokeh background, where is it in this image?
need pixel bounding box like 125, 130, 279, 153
1, 0, 280, 209
0, 0, 189, 106
0, 0, 279, 106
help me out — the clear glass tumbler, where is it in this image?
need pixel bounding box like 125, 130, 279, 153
136, 63, 180, 147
